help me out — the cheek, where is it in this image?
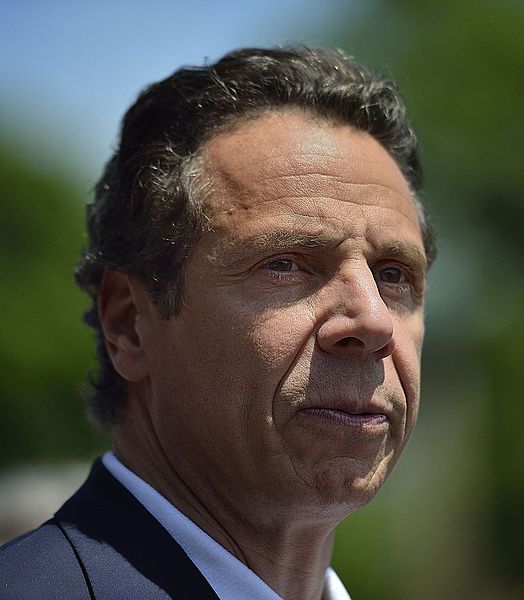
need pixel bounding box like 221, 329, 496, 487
152, 300, 316, 414
245, 304, 317, 378
391, 318, 424, 432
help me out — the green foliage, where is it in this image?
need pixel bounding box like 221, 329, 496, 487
0, 147, 107, 466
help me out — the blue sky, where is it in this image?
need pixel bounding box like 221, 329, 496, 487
1, 1, 361, 182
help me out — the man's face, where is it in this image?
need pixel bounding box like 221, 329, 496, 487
139, 111, 426, 520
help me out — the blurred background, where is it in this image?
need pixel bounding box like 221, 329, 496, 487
1, 1, 522, 598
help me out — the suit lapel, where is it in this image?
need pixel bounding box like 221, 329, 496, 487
56, 459, 220, 600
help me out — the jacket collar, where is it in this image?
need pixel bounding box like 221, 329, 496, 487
55, 459, 220, 600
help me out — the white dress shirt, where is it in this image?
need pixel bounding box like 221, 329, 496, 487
102, 452, 351, 600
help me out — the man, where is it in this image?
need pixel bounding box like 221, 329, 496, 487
0, 47, 435, 599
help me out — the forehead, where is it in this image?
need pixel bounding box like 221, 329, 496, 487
200, 110, 423, 250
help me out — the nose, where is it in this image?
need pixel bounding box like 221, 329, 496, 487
316, 271, 395, 359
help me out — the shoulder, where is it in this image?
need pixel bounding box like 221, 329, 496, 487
0, 518, 91, 599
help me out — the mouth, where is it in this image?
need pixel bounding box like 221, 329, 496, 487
297, 407, 389, 429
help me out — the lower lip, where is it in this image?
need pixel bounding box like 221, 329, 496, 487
298, 408, 389, 429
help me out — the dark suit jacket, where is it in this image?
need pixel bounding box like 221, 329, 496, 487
0, 459, 220, 599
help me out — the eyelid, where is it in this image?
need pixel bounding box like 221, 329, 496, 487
373, 258, 422, 279
378, 264, 410, 282
263, 254, 305, 271
265, 257, 299, 271
258, 253, 316, 282
372, 260, 426, 300
261, 251, 305, 265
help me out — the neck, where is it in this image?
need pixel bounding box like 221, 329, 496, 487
113, 399, 337, 600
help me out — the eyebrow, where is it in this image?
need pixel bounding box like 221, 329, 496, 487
208, 230, 428, 275
378, 241, 428, 274
208, 231, 335, 267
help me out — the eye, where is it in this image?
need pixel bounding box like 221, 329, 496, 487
266, 258, 296, 272
260, 256, 309, 284
378, 266, 407, 284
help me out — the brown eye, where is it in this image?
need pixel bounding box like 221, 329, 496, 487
379, 267, 405, 284
267, 259, 294, 272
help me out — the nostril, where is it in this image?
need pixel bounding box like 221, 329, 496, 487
374, 339, 396, 360
316, 313, 394, 355
336, 337, 365, 350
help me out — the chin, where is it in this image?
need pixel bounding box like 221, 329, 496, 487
307, 456, 393, 514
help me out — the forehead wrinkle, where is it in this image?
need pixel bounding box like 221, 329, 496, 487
222, 190, 421, 233
199, 111, 425, 263
201, 113, 416, 220
211, 157, 412, 198
205, 154, 418, 225
255, 177, 417, 211
205, 122, 411, 188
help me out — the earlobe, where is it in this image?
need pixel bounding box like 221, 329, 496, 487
98, 271, 150, 382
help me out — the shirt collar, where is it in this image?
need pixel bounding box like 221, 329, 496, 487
102, 451, 350, 600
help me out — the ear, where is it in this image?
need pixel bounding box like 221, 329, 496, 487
98, 271, 151, 383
